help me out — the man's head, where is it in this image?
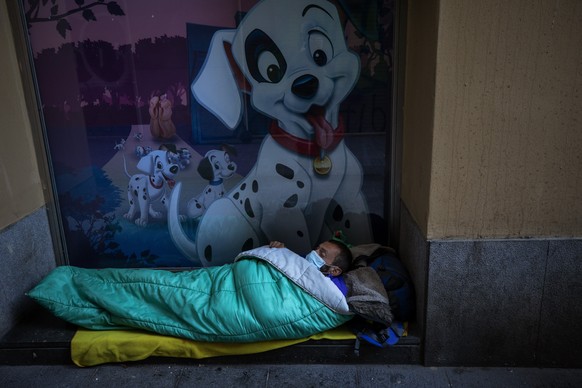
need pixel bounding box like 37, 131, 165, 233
314, 240, 352, 276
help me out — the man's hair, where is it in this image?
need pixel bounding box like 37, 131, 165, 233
328, 240, 353, 272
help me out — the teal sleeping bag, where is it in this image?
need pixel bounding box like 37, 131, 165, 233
28, 247, 352, 342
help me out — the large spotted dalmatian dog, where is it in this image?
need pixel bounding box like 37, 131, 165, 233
169, 0, 372, 265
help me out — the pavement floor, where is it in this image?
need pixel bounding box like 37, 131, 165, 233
1, 363, 582, 387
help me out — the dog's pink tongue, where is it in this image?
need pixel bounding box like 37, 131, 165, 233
167, 179, 176, 189
307, 106, 334, 150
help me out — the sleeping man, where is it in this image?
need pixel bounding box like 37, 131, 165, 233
28, 238, 356, 343
28, 237, 391, 344
268, 239, 352, 296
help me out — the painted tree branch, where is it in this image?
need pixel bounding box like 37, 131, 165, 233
25, 1, 124, 39
26, 2, 115, 23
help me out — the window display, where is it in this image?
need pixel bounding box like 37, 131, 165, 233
18, 0, 397, 268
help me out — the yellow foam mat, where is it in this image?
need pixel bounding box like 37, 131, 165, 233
71, 327, 356, 367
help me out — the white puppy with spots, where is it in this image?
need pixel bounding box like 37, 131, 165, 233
186, 146, 237, 219
124, 150, 179, 226
169, 0, 372, 265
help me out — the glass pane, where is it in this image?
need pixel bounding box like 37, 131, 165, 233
19, 0, 396, 268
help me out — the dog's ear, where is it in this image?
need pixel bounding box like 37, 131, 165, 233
221, 143, 238, 157
192, 30, 245, 130
159, 143, 177, 153
137, 152, 156, 175
197, 157, 214, 180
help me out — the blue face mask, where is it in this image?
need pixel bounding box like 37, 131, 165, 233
305, 250, 326, 269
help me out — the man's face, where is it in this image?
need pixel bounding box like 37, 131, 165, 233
315, 241, 341, 267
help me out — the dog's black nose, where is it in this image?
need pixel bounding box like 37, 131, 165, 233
170, 166, 179, 174
292, 74, 318, 99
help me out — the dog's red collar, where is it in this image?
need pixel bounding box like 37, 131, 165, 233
149, 176, 164, 189
268, 116, 345, 157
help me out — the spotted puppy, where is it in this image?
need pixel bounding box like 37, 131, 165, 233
186, 146, 237, 219
169, 0, 372, 265
124, 150, 179, 226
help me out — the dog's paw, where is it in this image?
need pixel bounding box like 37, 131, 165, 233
149, 210, 163, 219
135, 218, 149, 227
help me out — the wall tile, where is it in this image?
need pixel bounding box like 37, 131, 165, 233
538, 240, 582, 366
0, 207, 56, 337
425, 240, 547, 366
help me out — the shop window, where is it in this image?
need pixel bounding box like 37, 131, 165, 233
11, 0, 402, 268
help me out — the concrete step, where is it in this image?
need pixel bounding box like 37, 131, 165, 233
0, 307, 421, 365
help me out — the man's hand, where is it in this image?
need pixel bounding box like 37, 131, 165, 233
269, 241, 285, 248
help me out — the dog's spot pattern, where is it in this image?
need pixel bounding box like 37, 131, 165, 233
275, 163, 294, 180
233, 192, 240, 200
133, 190, 138, 196
252, 180, 259, 193
284, 194, 298, 208
242, 238, 254, 251
204, 245, 212, 262
297, 181, 304, 188
297, 230, 304, 237
244, 198, 255, 218
333, 204, 344, 221
345, 219, 351, 228
240, 183, 247, 191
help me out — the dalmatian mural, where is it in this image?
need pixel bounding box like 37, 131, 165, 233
169, 0, 373, 266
